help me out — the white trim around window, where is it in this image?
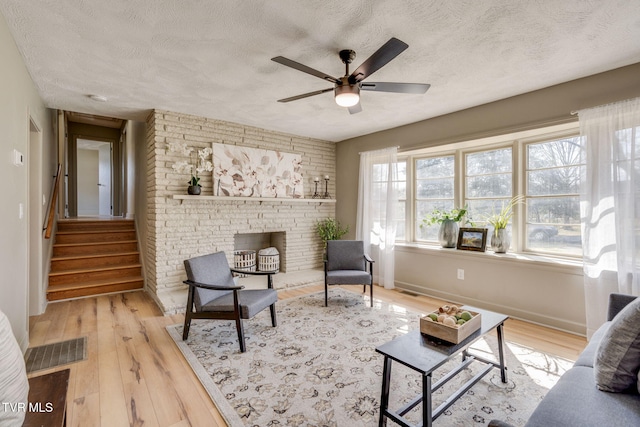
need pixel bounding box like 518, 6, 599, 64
397, 122, 582, 260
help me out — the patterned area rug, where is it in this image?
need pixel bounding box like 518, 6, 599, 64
167, 289, 572, 426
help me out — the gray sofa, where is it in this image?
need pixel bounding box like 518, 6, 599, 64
491, 293, 640, 427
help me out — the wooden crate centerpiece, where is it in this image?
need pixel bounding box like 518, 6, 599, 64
420, 305, 481, 344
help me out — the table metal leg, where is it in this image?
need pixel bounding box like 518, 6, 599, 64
496, 323, 508, 383
379, 356, 392, 427
423, 373, 433, 427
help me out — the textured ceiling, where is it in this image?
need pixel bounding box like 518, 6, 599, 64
1, 1, 640, 142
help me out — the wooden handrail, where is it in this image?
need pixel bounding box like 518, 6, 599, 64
44, 163, 62, 239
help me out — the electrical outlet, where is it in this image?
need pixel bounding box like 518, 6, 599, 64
457, 268, 464, 280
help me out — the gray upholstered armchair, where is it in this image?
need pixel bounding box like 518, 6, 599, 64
324, 240, 374, 307
182, 251, 278, 352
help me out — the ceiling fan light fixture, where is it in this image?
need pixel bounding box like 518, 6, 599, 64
334, 84, 360, 107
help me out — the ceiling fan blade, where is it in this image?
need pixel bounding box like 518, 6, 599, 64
360, 82, 430, 94
348, 103, 363, 114
277, 87, 334, 103
348, 37, 408, 84
272, 56, 341, 85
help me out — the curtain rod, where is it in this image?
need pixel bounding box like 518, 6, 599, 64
358, 146, 400, 155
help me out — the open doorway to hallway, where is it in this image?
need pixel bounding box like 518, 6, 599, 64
76, 139, 112, 216
65, 111, 124, 218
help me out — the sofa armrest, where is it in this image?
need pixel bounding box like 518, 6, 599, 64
608, 293, 638, 320
488, 420, 515, 427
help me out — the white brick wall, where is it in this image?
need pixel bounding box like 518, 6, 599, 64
145, 110, 336, 312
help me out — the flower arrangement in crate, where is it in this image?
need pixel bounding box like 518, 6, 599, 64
166, 141, 213, 195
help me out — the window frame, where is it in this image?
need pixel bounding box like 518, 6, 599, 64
462, 143, 516, 241
399, 126, 582, 259
520, 133, 585, 256
413, 151, 458, 243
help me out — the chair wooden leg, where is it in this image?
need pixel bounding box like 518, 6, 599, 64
370, 284, 373, 307
236, 317, 246, 353
182, 313, 192, 340
324, 282, 329, 307
183, 287, 195, 340
270, 304, 277, 327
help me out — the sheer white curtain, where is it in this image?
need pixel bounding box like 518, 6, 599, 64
356, 147, 398, 289
579, 97, 640, 338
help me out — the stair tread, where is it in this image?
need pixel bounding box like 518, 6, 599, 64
53, 240, 138, 248
57, 220, 134, 225
47, 276, 143, 292
48, 263, 142, 276
51, 251, 139, 261
56, 229, 134, 235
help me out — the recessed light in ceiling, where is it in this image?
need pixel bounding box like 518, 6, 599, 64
88, 94, 108, 102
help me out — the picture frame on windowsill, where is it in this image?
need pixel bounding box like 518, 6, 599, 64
456, 228, 487, 252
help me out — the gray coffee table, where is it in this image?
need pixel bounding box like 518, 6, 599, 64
375, 306, 508, 427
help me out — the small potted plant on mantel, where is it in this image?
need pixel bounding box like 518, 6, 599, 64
485, 195, 524, 253
421, 206, 467, 248
166, 141, 213, 195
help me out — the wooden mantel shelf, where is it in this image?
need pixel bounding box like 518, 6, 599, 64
172, 195, 336, 204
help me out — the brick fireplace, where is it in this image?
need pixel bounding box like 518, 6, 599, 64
143, 110, 337, 314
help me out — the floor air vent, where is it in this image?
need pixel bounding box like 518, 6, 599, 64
24, 337, 87, 373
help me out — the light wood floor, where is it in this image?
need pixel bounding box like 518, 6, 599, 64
28, 284, 587, 427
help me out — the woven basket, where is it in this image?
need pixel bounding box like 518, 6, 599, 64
233, 250, 256, 277
258, 253, 279, 272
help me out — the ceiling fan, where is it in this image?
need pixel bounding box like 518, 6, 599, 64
271, 37, 430, 114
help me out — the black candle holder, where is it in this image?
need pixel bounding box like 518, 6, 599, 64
323, 177, 331, 199
312, 179, 321, 198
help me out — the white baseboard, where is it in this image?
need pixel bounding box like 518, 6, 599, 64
395, 280, 586, 337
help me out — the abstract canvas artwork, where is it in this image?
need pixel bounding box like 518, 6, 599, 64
212, 143, 303, 198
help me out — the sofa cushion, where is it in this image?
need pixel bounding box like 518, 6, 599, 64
594, 296, 640, 392
574, 320, 611, 368
525, 366, 640, 426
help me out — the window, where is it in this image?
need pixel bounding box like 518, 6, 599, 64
395, 160, 407, 241
370, 160, 406, 244
415, 155, 455, 241
525, 136, 584, 256
399, 125, 584, 258
465, 147, 513, 236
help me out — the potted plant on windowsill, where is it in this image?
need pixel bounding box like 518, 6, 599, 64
486, 195, 524, 253
421, 206, 467, 248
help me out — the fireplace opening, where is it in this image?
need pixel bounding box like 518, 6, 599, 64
234, 232, 286, 272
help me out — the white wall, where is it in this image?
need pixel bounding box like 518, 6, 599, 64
131, 120, 148, 289
0, 14, 54, 350
395, 246, 585, 334
125, 121, 139, 219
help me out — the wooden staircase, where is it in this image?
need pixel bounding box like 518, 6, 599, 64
48, 219, 143, 301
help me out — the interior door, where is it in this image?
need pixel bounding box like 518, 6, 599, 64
76, 139, 112, 216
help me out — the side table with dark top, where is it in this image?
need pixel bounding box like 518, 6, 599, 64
375, 307, 509, 427
23, 368, 70, 427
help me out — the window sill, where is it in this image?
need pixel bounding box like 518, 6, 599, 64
395, 242, 583, 274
